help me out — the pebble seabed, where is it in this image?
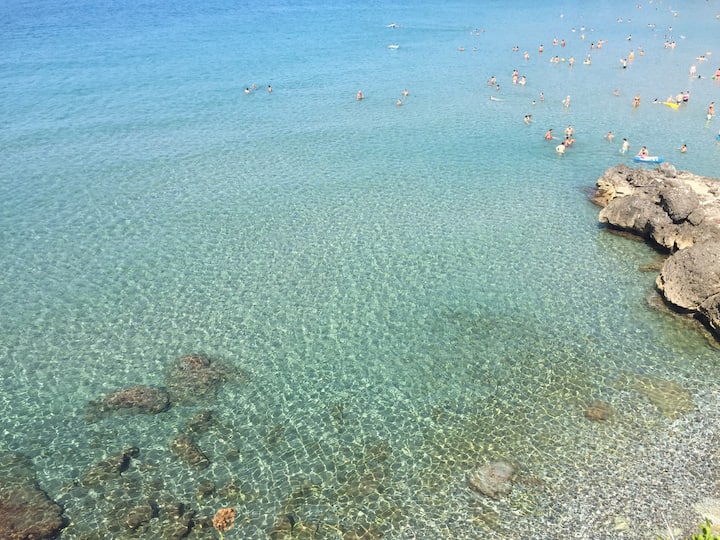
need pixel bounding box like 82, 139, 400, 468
22, 332, 719, 540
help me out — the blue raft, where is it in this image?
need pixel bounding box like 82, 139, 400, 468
633, 155, 664, 163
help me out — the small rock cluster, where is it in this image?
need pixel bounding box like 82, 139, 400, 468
87, 353, 232, 419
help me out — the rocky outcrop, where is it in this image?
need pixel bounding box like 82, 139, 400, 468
593, 164, 720, 340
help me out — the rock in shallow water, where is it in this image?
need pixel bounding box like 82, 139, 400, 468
468, 459, 517, 499
125, 503, 156, 530
593, 164, 720, 342
170, 433, 210, 469
0, 452, 65, 539
88, 385, 170, 417
81, 446, 139, 486
165, 353, 231, 404
623, 374, 694, 419
584, 400, 613, 421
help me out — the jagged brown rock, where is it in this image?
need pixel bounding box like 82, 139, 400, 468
593, 164, 720, 341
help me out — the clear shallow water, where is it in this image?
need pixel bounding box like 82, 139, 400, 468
2, 0, 720, 538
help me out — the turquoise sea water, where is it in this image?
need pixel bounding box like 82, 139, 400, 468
2, 0, 720, 538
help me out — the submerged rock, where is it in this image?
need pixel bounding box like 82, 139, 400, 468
81, 447, 139, 486
125, 503, 156, 530
0, 452, 65, 539
622, 374, 694, 419
468, 459, 517, 499
170, 433, 210, 469
184, 409, 214, 434
88, 385, 170, 417
165, 353, 230, 404
584, 400, 613, 421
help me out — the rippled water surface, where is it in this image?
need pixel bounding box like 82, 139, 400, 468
2, 0, 720, 538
